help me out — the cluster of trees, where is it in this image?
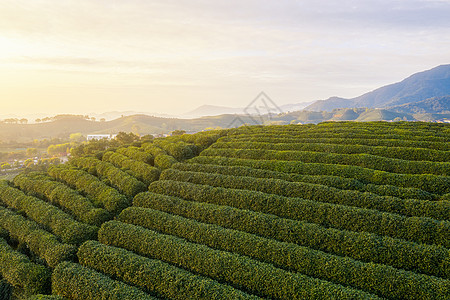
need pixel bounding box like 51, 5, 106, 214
0, 118, 28, 124
34, 115, 106, 123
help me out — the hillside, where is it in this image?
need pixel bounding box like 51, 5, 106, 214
306, 64, 450, 112
0, 114, 257, 142
388, 95, 450, 114
0, 122, 448, 299
2, 107, 450, 143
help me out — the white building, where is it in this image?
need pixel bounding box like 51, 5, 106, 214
87, 134, 117, 141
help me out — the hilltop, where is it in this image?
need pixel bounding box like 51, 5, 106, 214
306, 64, 450, 112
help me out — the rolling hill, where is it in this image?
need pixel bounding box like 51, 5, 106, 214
306, 64, 450, 112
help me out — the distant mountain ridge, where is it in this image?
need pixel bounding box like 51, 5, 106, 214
387, 95, 450, 114
306, 64, 450, 112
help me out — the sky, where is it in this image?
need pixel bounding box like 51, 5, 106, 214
1, 0, 450, 116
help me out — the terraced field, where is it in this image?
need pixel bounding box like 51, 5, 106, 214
0, 122, 449, 299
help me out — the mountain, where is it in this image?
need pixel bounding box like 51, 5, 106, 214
306, 64, 450, 112
182, 105, 245, 118
279, 101, 316, 112
387, 95, 450, 114
182, 101, 315, 118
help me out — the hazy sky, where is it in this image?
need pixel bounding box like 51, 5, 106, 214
1, 0, 450, 115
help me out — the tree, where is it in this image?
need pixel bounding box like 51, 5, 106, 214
90, 117, 96, 122
35, 118, 42, 123
47, 143, 71, 156
4, 118, 18, 124
70, 133, 85, 143
115, 132, 140, 145
100, 118, 106, 122
19, 118, 28, 124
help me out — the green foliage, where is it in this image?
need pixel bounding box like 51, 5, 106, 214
0, 279, 12, 300
174, 162, 437, 200
190, 156, 450, 194
77, 240, 259, 300
149, 181, 450, 248
47, 143, 71, 156
200, 148, 450, 176
221, 135, 450, 151
99, 221, 380, 300
114, 132, 140, 145
161, 169, 449, 220
171, 129, 186, 136
52, 261, 155, 300
102, 151, 160, 185
0, 180, 97, 244
70, 138, 119, 157
133, 192, 449, 278
116, 146, 154, 164
0, 238, 50, 295
227, 122, 449, 142
13, 172, 109, 226
69, 132, 85, 143
119, 207, 449, 299
48, 165, 130, 215
70, 156, 146, 199
141, 143, 166, 156
153, 154, 177, 170
0, 207, 75, 267
153, 139, 196, 160
28, 295, 67, 299
212, 140, 450, 162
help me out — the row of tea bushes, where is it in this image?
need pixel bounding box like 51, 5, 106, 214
0, 237, 49, 296
172, 162, 437, 200
161, 169, 449, 220
13, 172, 109, 226
0, 207, 75, 267
218, 135, 450, 151
48, 165, 128, 215
52, 261, 156, 300
116, 146, 154, 164
149, 181, 450, 248
99, 221, 381, 300
211, 141, 450, 162
70, 157, 146, 199
77, 240, 259, 300
118, 206, 449, 299
134, 192, 449, 278
102, 151, 160, 185
190, 156, 450, 194
0, 180, 97, 244
200, 148, 450, 176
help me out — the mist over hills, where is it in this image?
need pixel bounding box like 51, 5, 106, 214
305, 64, 450, 112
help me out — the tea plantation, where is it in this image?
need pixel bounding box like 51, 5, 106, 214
0, 121, 449, 299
